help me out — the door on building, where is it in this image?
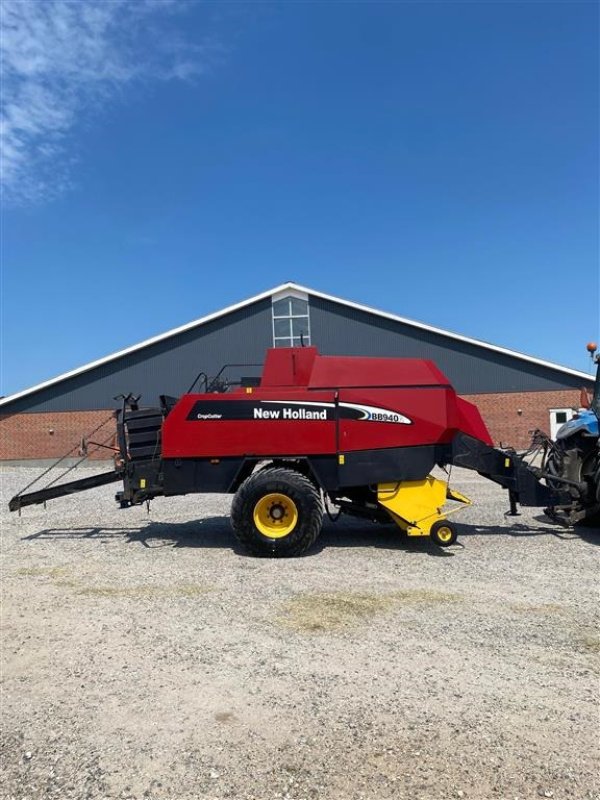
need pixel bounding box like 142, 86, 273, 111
549, 408, 574, 440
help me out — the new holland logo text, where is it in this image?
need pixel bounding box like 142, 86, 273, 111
253, 405, 327, 420
187, 399, 412, 425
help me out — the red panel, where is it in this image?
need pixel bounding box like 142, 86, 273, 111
161, 347, 495, 461
309, 356, 450, 389
260, 347, 318, 387
455, 397, 494, 446
338, 387, 454, 451
162, 389, 337, 458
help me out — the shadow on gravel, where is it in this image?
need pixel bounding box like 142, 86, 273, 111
458, 520, 582, 540
315, 523, 456, 558
23, 518, 454, 558
571, 527, 600, 546
21, 518, 243, 551
24, 516, 598, 555
531, 513, 600, 543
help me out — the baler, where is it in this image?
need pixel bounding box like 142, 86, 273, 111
9, 346, 585, 556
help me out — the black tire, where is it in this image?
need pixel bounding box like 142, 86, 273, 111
231, 467, 323, 557
575, 509, 600, 528
255, 460, 316, 484
429, 520, 458, 547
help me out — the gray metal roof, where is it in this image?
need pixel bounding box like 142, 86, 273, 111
1, 282, 593, 413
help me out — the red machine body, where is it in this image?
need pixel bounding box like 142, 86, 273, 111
162, 346, 492, 459
9, 345, 570, 558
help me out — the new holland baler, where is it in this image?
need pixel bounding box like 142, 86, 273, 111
9, 346, 575, 556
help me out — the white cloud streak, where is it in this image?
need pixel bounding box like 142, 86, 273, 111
1, 0, 205, 204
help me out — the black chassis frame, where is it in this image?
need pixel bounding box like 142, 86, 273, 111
117, 432, 573, 517
117, 444, 444, 506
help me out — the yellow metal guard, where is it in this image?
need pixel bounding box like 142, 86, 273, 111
377, 476, 471, 537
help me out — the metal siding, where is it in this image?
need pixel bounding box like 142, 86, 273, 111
4, 294, 590, 414
5, 300, 273, 413
308, 297, 587, 394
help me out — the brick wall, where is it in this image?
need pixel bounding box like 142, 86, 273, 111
0, 387, 584, 460
0, 410, 117, 461
463, 388, 581, 448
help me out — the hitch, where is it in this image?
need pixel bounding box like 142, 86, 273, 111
8, 412, 122, 513
9, 470, 123, 512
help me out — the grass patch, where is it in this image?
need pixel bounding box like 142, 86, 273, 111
387, 588, 462, 604
578, 635, 600, 654
76, 583, 211, 598
16, 566, 70, 578
281, 592, 392, 632
214, 711, 236, 723
17, 566, 210, 599
280, 588, 463, 633
54, 579, 78, 589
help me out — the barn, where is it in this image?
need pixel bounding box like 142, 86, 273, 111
0, 282, 592, 460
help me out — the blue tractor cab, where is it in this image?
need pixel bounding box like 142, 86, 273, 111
545, 353, 600, 525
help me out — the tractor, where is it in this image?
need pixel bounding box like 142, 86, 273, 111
542, 348, 600, 526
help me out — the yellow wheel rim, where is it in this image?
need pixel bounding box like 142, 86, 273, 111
436, 525, 453, 543
253, 493, 299, 538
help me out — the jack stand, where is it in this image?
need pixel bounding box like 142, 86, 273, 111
507, 491, 521, 517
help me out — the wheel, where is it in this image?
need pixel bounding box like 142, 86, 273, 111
429, 520, 457, 547
231, 467, 323, 557
575, 508, 600, 528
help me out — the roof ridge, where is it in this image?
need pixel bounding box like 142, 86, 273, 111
0, 281, 592, 407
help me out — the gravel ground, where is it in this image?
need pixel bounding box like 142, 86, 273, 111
1, 465, 599, 800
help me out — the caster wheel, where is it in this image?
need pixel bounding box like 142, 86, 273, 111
430, 520, 457, 547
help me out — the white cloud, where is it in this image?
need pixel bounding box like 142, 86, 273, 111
0, 0, 205, 204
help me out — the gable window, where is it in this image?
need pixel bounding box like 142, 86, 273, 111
272, 292, 311, 347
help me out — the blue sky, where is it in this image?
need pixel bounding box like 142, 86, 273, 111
2, 0, 598, 396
